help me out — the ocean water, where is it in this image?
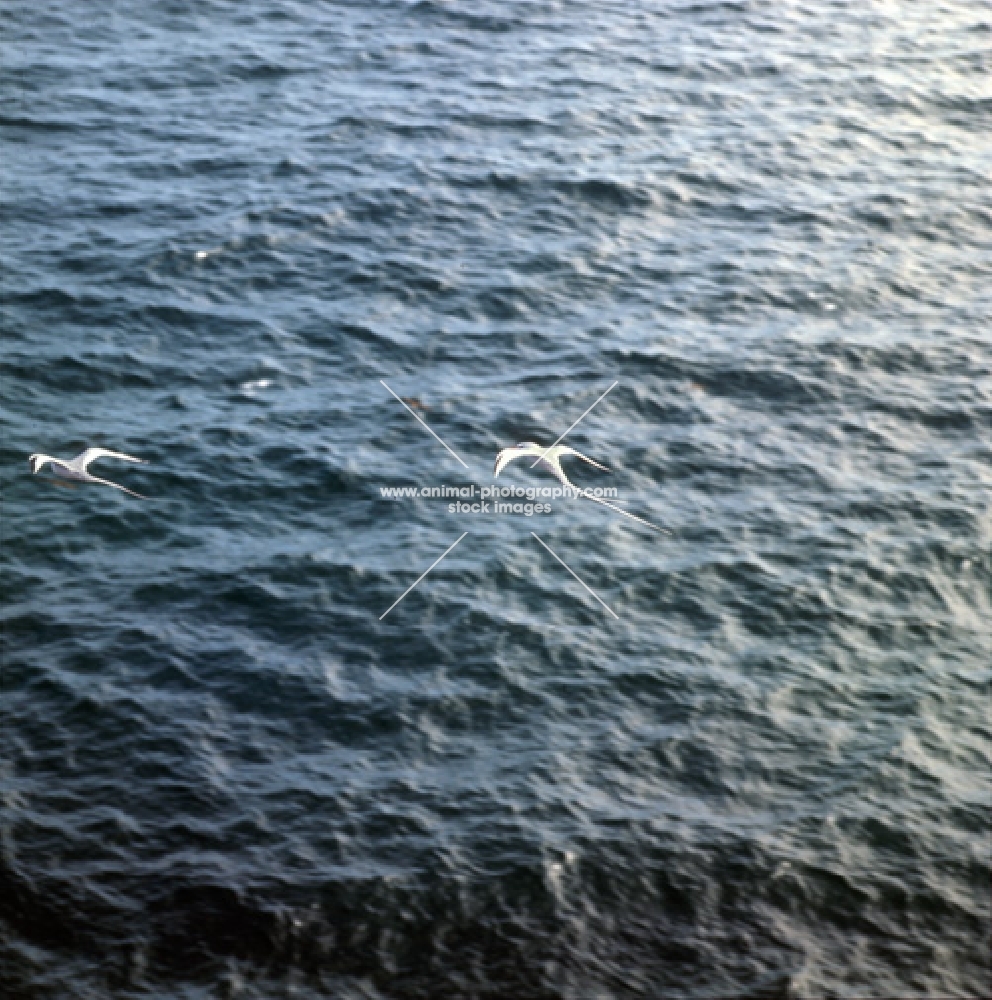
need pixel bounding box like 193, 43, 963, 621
1, 1, 989, 997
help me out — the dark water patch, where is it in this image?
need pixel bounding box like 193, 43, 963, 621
148, 883, 282, 971
0, 863, 116, 954
4, 355, 160, 394
1, 611, 83, 649
554, 177, 656, 212
0, 114, 83, 135
4, 286, 116, 315
4, 859, 816, 998
474, 171, 657, 215
408, 1, 523, 35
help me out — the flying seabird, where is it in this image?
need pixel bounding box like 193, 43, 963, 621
28, 447, 149, 499
493, 442, 667, 533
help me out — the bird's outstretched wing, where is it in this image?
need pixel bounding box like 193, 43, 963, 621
71, 448, 146, 471
542, 448, 609, 492
89, 476, 149, 500
562, 447, 611, 473
494, 448, 524, 477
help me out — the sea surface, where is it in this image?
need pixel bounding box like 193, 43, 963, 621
1, 2, 989, 997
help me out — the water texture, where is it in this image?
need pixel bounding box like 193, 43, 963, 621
1, 1, 989, 997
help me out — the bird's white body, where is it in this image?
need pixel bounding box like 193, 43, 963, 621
28, 448, 148, 499
493, 442, 666, 533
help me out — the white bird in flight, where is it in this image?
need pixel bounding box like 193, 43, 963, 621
493, 442, 667, 533
28, 447, 149, 499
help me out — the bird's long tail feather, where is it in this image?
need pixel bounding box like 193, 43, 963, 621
581, 492, 669, 533
91, 477, 149, 500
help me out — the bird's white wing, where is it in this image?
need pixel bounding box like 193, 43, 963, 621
494, 447, 525, 478
562, 447, 611, 473
88, 476, 149, 500
72, 447, 146, 471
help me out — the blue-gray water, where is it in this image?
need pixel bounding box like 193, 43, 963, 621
1, 2, 989, 997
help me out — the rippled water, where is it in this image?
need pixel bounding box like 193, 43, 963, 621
2, 2, 989, 997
